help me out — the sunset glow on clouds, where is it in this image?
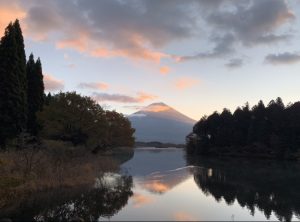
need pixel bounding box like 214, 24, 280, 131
131, 193, 154, 208
78, 82, 109, 90
0, 2, 26, 32
175, 77, 199, 90
44, 74, 64, 91
92, 92, 157, 104
1, 0, 300, 119
173, 212, 196, 221
159, 66, 170, 75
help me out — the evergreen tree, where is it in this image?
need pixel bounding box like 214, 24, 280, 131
14, 19, 27, 128
27, 54, 44, 134
0, 20, 27, 148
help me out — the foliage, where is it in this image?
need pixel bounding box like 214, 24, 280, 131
0, 20, 27, 147
187, 97, 300, 159
187, 156, 300, 222
38, 92, 135, 152
26, 54, 44, 135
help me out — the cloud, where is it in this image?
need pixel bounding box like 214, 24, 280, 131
175, 77, 199, 90
132, 193, 154, 208
142, 181, 170, 194
78, 82, 109, 90
206, 0, 294, 46
67, 63, 76, 69
143, 104, 170, 112
2, 0, 294, 63
0, 1, 26, 33
159, 66, 170, 75
179, 33, 236, 61
265, 52, 300, 65
44, 74, 64, 91
93, 91, 157, 103
179, 0, 294, 61
123, 105, 145, 110
225, 58, 243, 68
20, 0, 200, 62
174, 212, 196, 221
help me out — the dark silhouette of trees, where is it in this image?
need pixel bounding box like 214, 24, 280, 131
27, 54, 45, 135
186, 156, 300, 222
38, 92, 135, 152
0, 175, 133, 221
187, 98, 300, 159
0, 20, 27, 148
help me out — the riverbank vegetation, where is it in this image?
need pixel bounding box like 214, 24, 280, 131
187, 98, 300, 160
0, 19, 135, 200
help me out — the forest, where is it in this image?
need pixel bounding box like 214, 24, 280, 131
187, 98, 300, 160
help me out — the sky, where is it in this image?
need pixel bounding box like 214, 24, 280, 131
1, 0, 300, 120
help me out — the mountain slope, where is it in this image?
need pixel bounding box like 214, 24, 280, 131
128, 103, 196, 144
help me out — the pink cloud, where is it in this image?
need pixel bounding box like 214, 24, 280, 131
175, 77, 199, 90
44, 74, 64, 91
131, 193, 154, 208
174, 212, 196, 221
0, 3, 26, 33
160, 66, 170, 75
78, 82, 109, 90
93, 91, 157, 104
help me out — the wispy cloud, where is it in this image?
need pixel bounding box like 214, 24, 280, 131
78, 82, 109, 90
160, 66, 170, 75
132, 193, 154, 208
123, 105, 145, 110
1, 0, 295, 63
0, 1, 26, 32
93, 91, 157, 103
225, 58, 243, 69
175, 77, 199, 90
174, 212, 196, 221
44, 74, 64, 91
265, 52, 300, 65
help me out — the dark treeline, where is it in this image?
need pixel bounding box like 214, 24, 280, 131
187, 97, 300, 159
40, 92, 135, 152
0, 20, 135, 152
0, 175, 133, 221
187, 156, 300, 222
0, 20, 43, 147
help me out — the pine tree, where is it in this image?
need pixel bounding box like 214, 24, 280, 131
27, 54, 45, 134
14, 19, 28, 129
0, 20, 27, 148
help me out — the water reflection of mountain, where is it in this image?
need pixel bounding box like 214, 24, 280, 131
0, 174, 133, 222
138, 167, 192, 194
121, 148, 190, 194
121, 148, 186, 176
187, 156, 300, 222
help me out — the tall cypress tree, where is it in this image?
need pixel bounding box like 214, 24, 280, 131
27, 54, 44, 134
14, 19, 27, 130
0, 20, 27, 148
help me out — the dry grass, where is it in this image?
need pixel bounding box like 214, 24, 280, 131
0, 140, 120, 208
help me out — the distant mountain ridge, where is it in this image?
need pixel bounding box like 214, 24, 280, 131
128, 103, 196, 144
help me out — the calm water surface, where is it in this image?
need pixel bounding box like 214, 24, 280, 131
102, 148, 300, 221
1, 148, 300, 221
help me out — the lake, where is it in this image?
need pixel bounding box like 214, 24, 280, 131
102, 148, 300, 221
1, 148, 300, 221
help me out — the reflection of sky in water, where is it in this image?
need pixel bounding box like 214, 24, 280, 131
100, 148, 299, 221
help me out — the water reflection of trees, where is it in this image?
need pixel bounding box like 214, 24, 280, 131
0, 174, 133, 221
187, 156, 300, 222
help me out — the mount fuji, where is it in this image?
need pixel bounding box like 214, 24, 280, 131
128, 102, 196, 144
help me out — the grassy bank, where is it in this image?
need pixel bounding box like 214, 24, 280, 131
0, 140, 134, 209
